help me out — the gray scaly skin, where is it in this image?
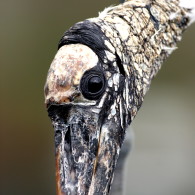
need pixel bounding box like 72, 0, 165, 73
44, 0, 195, 194
89, 0, 194, 122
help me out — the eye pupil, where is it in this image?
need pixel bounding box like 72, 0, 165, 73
80, 69, 106, 100
88, 76, 103, 93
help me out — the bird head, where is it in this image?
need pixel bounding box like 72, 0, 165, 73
44, 21, 136, 194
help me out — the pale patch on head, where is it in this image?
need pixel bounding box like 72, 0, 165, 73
44, 44, 99, 104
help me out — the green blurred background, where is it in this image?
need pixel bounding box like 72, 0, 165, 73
0, 0, 194, 194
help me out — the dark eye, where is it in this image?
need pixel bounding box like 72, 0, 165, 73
88, 76, 103, 93
80, 70, 106, 100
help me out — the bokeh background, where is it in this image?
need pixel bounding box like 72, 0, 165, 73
1, 0, 194, 194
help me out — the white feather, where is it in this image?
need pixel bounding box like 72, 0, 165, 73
180, 0, 195, 25
162, 45, 177, 55
98, 6, 114, 18
169, 12, 178, 20
179, 0, 195, 9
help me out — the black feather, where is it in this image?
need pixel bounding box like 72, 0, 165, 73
58, 20, 109, 63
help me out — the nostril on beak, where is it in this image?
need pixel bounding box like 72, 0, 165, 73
65, 126, 71, 144
64, 126, 72, 153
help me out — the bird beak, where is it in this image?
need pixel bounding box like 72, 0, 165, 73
47, 103, 121, 195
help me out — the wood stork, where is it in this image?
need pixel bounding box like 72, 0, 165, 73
44, 0, 195, 194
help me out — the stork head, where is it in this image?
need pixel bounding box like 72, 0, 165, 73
44, 0, 195, 193
44, 21, 140, 194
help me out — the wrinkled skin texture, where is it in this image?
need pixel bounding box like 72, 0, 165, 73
45, 0, 194, 194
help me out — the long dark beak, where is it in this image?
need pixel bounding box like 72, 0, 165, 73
48, 104, 121, 195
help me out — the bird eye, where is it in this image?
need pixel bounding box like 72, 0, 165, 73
80, 70, 106, 100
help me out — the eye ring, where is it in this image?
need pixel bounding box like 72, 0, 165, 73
80, 70, 106, 100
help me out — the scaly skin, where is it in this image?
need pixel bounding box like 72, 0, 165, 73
89, 0, 193, 122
